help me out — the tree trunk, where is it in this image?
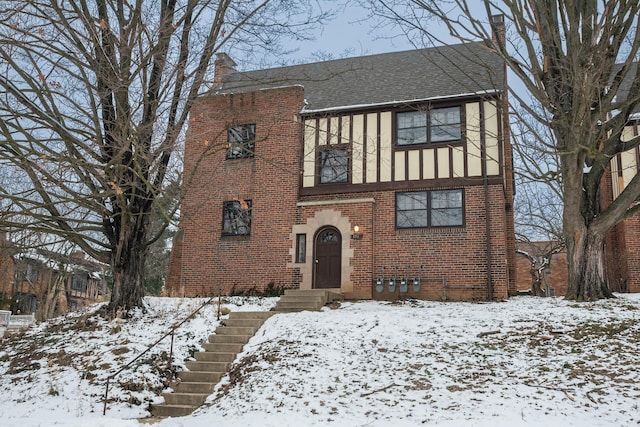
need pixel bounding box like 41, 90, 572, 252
565, 227, 614, 301
530, 269, 545, 297
107, 219, 149, 316
38, 273, 66, 321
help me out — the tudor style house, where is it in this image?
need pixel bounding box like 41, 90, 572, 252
168, 21, 517, 301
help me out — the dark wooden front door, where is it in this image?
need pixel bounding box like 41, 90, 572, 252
314, 227, 342, 289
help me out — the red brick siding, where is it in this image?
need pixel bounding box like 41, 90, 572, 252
173, 86, 304, 296
601, 161, 640, 293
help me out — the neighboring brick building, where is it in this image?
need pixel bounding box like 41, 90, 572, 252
515, 241, 568, 296
168, 19, 517, 301
0, 231, 109, 318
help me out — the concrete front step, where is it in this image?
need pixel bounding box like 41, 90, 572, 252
201, 342, 245, 353
173, 382, 216, 394
273, 290, 343, 312
278, 295, 324, 303
222, 318, 266, 328
214, 326, 258, 335
274, 302, 323, 311
283, 289, 343, 299
152, 404, 194, 418
177, 371, 225, 383
228, 311, 274, 320
194, 351, 236, 362
185, 360, 231, 372
163, 392, 209, 406
208, 334, 252, 344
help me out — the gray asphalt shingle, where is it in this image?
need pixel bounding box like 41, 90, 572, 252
214, 42, 505, 113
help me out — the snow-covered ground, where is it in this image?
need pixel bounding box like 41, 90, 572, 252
1, 294, 639, 427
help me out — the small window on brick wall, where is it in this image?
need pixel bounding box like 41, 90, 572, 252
226, 124, 256, 159
222, 199, 252, 236
396, 189, 464, 228
295, 234, 306, 263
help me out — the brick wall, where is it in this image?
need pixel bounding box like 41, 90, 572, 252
601, 162, 640, 294
172, 86, 305, 296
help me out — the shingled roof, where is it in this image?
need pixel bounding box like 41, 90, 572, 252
213, 42, 505, 113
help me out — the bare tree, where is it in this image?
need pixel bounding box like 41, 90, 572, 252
0, 0, 330, 315
361, 0, 640, 301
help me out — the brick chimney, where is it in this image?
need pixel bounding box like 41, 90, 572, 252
214, 53, 237, 88
490, 14, 506, 47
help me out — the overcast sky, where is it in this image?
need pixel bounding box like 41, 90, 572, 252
289, 2, 415, 61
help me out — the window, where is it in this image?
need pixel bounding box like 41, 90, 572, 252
71, 273, 88, 292
397, 111, 427, 145
222, 199, 252, 236
397, 106, 461, 146
24, 262, 38, 282
295, 234, 306, 263
226, 124, 256, 159
319, 148, 348, 184
396, 189, 464, 228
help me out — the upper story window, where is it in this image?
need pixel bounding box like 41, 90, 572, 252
226, 124, 256, 159
318, 147, 349, 184
396, 189, 464, 228
397, 106, 461, 146
222, 199, 252, 236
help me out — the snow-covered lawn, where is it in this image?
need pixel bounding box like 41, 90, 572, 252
1, 295, 639, 427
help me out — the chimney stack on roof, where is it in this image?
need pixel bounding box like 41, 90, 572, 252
490, 14, 506, 47
214, 53, 237, 88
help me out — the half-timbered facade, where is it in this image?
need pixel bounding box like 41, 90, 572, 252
170, 30, 517, 301
603, 118, 640, 294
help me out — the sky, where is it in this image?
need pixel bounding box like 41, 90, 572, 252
1, 294, 639, 427
291, 2, 416, 60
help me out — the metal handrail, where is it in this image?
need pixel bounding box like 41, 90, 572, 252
102, 293, 222, 415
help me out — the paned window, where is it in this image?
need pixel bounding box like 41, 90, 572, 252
24, 262, 38, 282
396, 189, 464, 228
295, 234, 306, 263
222, 199, 252, 236
226, 124, 256, 159
319, 148, 349, 184
71, 273, 88, 292
397, 106, 461, 145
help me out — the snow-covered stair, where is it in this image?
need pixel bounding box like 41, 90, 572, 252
151, 290, 342, 418
151, 311, 273, 418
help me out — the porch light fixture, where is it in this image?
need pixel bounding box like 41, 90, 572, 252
351, 225, 363, 240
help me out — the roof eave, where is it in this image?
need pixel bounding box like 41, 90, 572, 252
299, 89, 503, 115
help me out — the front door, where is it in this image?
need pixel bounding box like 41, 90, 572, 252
314, 226, 342, 289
